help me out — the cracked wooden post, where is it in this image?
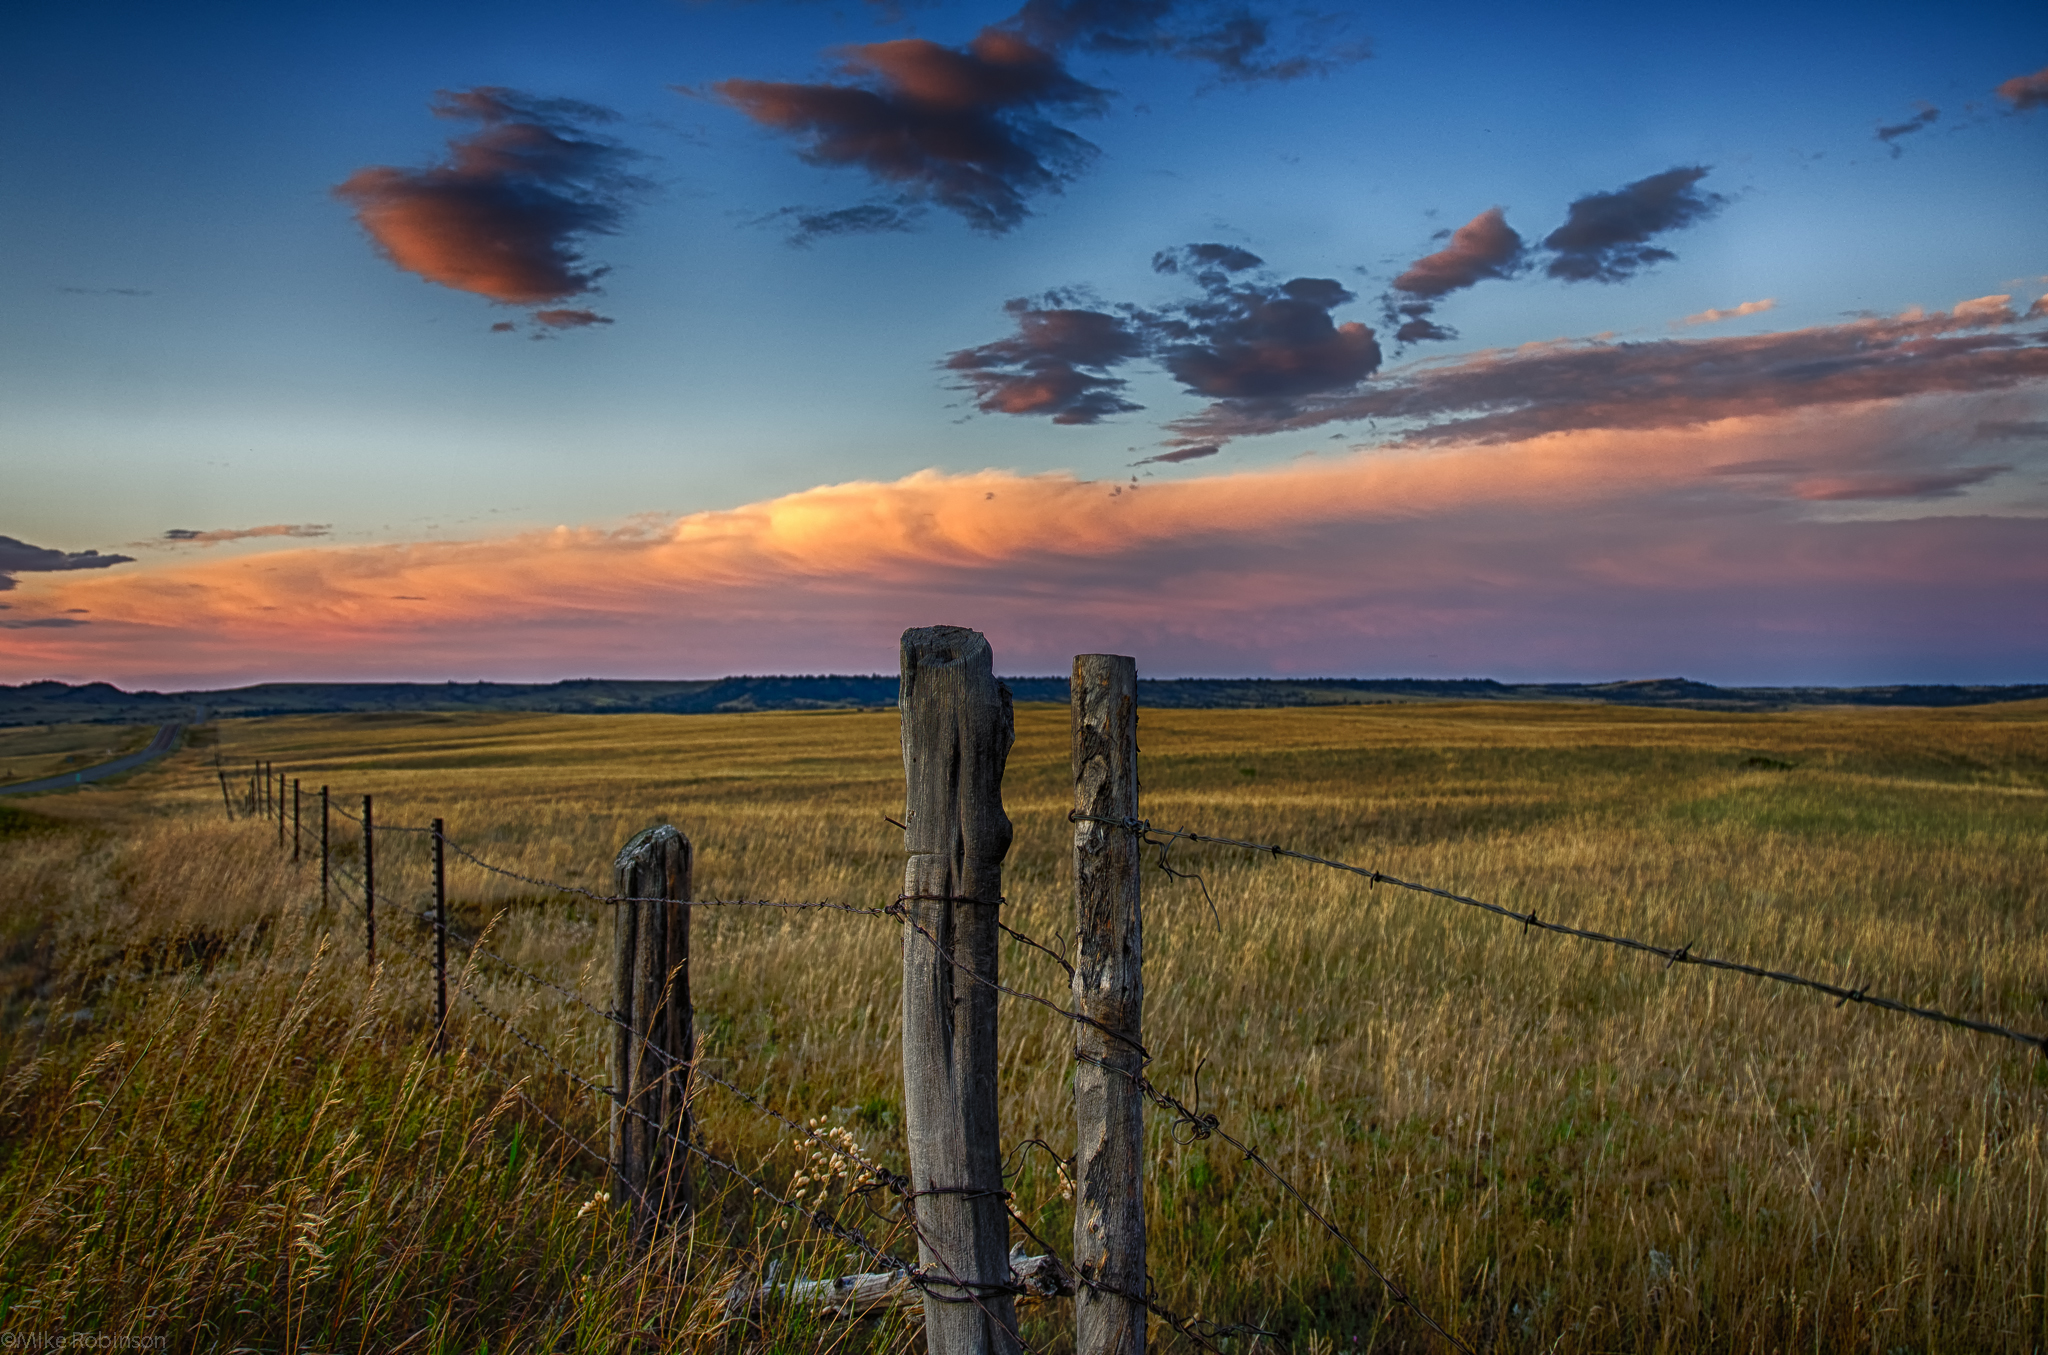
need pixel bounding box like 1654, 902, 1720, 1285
611, 824, 694, 1246
1072, 654, 1145, 1355
900, 625, 1020, 1355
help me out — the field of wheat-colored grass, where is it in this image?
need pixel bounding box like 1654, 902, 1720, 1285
0, 722, 156, 787
1, 698, 2044, 1352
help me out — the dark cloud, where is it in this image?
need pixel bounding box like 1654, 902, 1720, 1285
945, 295, 1146, 423
1008, 0, 1369, 82
1713, 459, 2013, 501
1542, 166, 1724, 283
948, 243, 1380, 431
1134, 443, 1219, 464
1151, 242, 1263, 280
1976, 420, 2048, 440
1791, 466, 2009, 500
0, 617, 89, 629
159, 524, 330, 545
753, 202, 927, 246
491, 321, 519, 333
532, 308, 614, 329
335, 87, 645, 306
0, 536, 135, 592
57, 286, 151, 297
1875, 104, 1940, 156
713, 29, 1107, 233
1995, 65, 2048, 112
1146, 271, 1381, 402
1384, 206, 1525, 344
1167, 295, 2048, 448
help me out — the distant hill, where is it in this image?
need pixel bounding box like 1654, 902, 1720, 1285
3, 674, 2044, 726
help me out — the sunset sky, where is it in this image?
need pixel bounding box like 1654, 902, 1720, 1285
4, 0, 2045, 688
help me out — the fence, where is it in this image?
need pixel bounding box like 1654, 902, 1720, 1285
219, 625, 2048, 1355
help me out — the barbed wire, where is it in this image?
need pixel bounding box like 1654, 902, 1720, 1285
888, 894, 1466, 1350
1072, 1049, 1470, 1354
1078, 813, 2048, 1058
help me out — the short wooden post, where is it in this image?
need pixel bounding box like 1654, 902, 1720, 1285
611, 825, 694, 1244
362, 795, 376, 968
217, 769, 235, 820
432, 817, 448, 1053
1072, 655, 1145, 1355
320, 786, 330, 907
292, 779, 301, 862
276, 772, 286, 849
899, 625, 1019, 1355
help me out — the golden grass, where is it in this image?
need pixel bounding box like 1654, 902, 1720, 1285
2, 699, 2044, 1352
0, 723, 155, 787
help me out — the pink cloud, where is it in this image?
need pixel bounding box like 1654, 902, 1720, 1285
4, 392, 2042, 688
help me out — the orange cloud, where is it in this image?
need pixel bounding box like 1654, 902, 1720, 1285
5, 393, 2043, 687
1675, 298, 1775, 327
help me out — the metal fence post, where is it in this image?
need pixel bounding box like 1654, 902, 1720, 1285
1072, 654, 1145, 1355
363, 795, 376, 968
433, 817, 447, 1053
899, 625, 1019, 1355
611, 824, 694, 1245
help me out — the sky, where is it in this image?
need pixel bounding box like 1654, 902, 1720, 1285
3, 0, 2045, 689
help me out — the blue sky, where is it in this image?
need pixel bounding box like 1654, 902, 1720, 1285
3, 0, 2044, 686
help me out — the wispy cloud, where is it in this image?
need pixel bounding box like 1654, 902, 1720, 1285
714, 2, 1363, 235
157, 524, 332, 547
1875, 103, 1940, 156
713, 29, 1107, 233
1676, 298, 1776, 328
1010, 0, 1370, 82
750, 202, 928, 247
946, 295, 1146, 423
1168, 294, 2047, 448
1995, 65, 2048, 113
335, 87, 645, 315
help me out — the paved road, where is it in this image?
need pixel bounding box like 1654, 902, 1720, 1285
0, 723, 184, 796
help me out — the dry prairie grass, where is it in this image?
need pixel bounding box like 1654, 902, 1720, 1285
1, 698, 2044, 1352
0, 723, 155, 787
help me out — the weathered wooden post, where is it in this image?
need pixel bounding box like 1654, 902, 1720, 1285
217, 769, 235, 820
292, 779, 301, 862
611, 825, 694, 1244
899, 625, 1020, 1355
432, 817, 448, 1053
362, 795, 376, 968
1072, 655, 1145, 1355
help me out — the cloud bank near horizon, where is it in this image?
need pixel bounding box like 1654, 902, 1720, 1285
4, 376, 2042, 687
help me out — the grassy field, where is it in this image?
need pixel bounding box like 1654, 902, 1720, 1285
1, 699, 2044, 1352
0, 722, 156, 787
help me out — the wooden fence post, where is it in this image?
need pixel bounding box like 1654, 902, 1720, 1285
899, 625, 1020, 1355
1072, 655, 1144, 1355
433, 817, 447, 1053
218, 769, 235, 820
611, 824, 694, 1245
363, 795, 376, 968
292, 779, 301, 862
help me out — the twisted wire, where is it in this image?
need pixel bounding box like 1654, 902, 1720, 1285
1078, 814, 2048, 1057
